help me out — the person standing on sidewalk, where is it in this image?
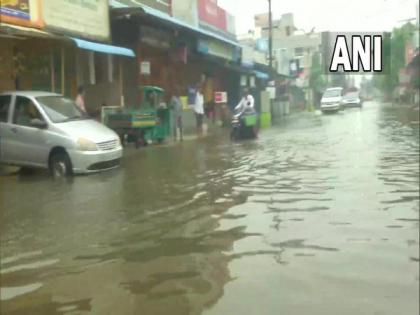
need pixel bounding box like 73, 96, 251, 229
170, 87, 183, 141
75, 86, 86, 112
194, 85, 205, 137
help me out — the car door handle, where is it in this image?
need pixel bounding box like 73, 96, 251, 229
11, 127, 18, 133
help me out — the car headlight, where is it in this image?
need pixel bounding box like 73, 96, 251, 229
116, 137, 122, 147
77, 138, 98, 151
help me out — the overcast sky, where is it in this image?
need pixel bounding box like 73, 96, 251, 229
219, 0, 418, 34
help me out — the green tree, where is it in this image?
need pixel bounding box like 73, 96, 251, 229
309, 52, 326, 94
373, 22, 416, 98
309, 52, 328, 109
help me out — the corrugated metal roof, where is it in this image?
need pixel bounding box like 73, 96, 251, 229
0, 23, 61, 39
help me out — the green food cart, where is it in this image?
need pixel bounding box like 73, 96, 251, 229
105, 86, 171, 148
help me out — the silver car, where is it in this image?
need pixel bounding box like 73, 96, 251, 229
320, 87, 343, 113
342, 91, 363, 108
0, 91, 123, 176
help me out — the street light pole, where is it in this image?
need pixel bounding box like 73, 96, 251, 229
268, 0, 273, 72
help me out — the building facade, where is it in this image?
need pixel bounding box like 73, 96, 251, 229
110, 0, 243, 132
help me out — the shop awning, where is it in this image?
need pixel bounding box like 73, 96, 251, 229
70, 37, 135, 57
110, 2, 241, 48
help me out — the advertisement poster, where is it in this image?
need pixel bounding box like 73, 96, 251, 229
0, 0, 41, 27
140, 61, 151, 75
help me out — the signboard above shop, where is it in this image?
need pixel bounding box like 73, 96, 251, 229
0, 0, 42, 27
198, 39, 239, 62
42, 0, 110, 41
111, 0, 171, 14
140, 26, 172, 49
198, 0, 227, 31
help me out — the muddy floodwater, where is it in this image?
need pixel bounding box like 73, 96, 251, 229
0, 102, 419, 315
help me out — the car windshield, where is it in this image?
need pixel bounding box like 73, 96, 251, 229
36, 96, 88, 123
323, 89, 342, 98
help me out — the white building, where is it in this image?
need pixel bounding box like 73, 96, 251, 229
254, 13, 322, 79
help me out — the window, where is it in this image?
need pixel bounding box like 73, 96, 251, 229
13, 96, 44, 127
0, 95, 11, 122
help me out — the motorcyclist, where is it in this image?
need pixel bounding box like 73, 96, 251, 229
231, 88, 258, 140
235, 88, 255, 116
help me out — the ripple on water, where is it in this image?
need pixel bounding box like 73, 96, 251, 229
0, 283, 43, 301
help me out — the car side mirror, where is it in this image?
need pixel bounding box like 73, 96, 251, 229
30, 118, 47, 129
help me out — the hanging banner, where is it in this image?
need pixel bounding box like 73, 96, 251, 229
0, 0, 42, 27
241, 46, 254, 67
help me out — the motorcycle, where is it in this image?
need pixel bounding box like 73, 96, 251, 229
230, 108, 258, 141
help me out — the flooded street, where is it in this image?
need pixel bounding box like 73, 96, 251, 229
1, 102, 419, 315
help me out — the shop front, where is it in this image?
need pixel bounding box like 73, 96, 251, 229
111, 4, 243, 134
1, 0, 136, 117
0, 24, 68, 94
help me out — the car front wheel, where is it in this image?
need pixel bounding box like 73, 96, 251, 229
49, 152, 73, 178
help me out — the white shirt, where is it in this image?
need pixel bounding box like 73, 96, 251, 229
194, 92, 204, 114
235, 94, 255, 112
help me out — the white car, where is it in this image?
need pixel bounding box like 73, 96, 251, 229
320, 87, 343, 113
342, 91, 362, 108
0, 91, 123, 177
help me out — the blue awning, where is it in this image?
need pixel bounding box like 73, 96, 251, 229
71, 37, 135, 57
110, 2, 241, 48
254, 70, 270, 80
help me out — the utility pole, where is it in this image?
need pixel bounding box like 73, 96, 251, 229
268, 0, 273, 73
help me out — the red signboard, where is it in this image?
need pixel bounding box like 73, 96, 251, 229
198, 0, 227, 31
214, 91, 227, 103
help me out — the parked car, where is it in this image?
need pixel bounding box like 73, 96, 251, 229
320, 87, 344, 113
342, 91, 363, 108
0, 91, 123, 177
